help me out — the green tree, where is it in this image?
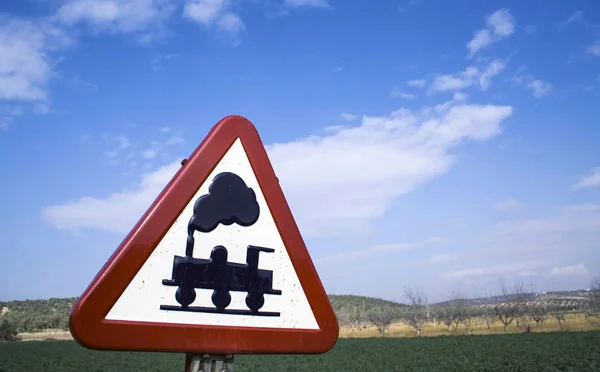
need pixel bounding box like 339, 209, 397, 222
0, 318, 18, 341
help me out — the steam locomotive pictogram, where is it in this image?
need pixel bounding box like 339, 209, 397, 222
159, 171, 282, 316
161, 244, 282, 315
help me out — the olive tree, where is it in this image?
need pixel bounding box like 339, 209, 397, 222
402, 287, 428, 336
0, 318, 18, 342
367, 306, 399, 337
530, 302, 548, 328
589, 276, 600, 323
494, 282, 528, 332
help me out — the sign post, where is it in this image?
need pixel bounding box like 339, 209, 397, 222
69, 116, 339, 369
185, 353, 234, 372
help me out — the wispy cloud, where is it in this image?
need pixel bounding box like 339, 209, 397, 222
571, 167, 600, 190
407, 79, 426, 88
429, 60, 506, 93
183, 0, 245, 39
340, 112, 357, 121
466, 9, 515, 58
441, 260, 542, 279
425, 253, 458, 264
0, 16, 72, 112
150, 54, 176, 71
587, 41, 600, 56
509, 73, 553, 98
283, 0, 331, 8
41, 94, 513, 236
390, 89, 415, 99
527, 79, 553, 97
494, 199, 522, 213
317, 237, 443, 265
558, 11, 584, 30
0, 105, 23, 130
551, 264, 588, 276
56, 0, 176, 42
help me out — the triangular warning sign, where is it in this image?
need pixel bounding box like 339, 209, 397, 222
69, 116, 339, 354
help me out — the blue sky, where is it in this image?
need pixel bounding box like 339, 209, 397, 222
1, 0, 599, 303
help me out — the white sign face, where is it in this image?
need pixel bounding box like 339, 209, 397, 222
105, 138, 319, 330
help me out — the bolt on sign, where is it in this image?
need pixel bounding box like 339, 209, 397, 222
69, 116, 339, 371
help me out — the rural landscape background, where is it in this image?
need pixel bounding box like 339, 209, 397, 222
2, 0, 600, 370
1, 279, 600, 371
2, 279, 600, 342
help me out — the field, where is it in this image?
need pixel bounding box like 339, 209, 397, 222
1, 332, 599, 371
341, 312, 600, 338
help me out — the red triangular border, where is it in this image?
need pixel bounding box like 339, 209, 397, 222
69, 115, 339, 354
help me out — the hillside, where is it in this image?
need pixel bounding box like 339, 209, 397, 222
328, 294, 406, 310
0, 289, 595, 341
0, 298, 77, 333
0, 294, 403, 333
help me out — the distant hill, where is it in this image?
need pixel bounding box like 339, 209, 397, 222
434, 290, 593, 307
328, 294, 407, 311
0, 289, 593, 337
0, 297, 77, 333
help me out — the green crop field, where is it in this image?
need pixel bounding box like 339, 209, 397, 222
1, 331, 599, 372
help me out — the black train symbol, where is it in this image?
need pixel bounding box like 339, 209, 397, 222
160, 172, 282, 316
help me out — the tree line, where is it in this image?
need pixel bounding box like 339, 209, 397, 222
1, 279, 599, 342
0, 298, 76, 341
335, 277, 600, 337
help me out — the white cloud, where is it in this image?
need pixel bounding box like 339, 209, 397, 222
407, 79, 426, 88
509, 74, 553, 98
150, 53, 176, 71
494, 199, 521, 213
332, 65, 344, 73
487, 9, 516, 37
340, 112, 356, 121
390, 89, 415, 100
42, 161, 183, 233
41, 94, 513, 236
430, 67, 479, 92
56, 0, 175, 36
467, 9, 515, 58
551, 264, 588, 276
429, 60, 506, 93
426, 253, 457, 264
571, 167, 600, 190
141, 149, 157, 159
216, 12, 245, 34
0, 16, 71, 106
484, 204, 600, 255
435, 203, 600, 285
317, 237, 442, 265
183, 0, 226, 25
527, 79, 553, 97
441, 260, 541, 279
183, 0, 245, 36
0, 104, 23, 129
284, 0, 330, 8
587, 41, 600, 56
109, 134, 130, 149
166, 134, 185, 145
558, 11, 584, 30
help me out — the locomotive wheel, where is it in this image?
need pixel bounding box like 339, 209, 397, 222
175, 286, 196, 308
245, 281, 264, 312
212, 289, 232, 311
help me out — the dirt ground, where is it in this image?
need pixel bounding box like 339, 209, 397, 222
17, 330, 73, 342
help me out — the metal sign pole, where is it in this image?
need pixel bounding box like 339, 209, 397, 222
185, 353, 234, 372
